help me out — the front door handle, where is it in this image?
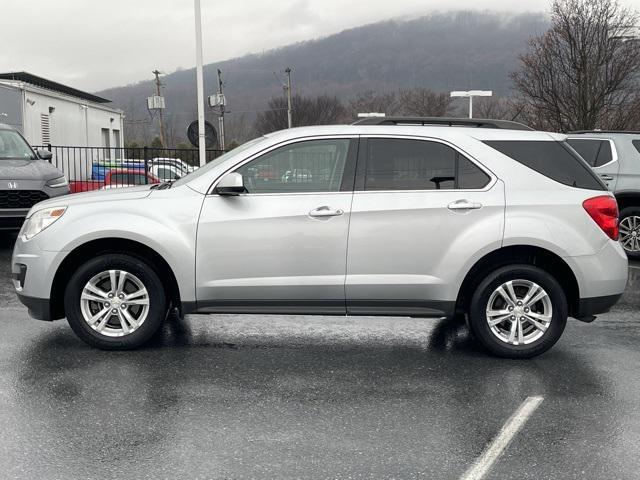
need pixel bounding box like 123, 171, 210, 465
600, 174, 614, 181
309, 206, 344, 218
448, 200, 483, 211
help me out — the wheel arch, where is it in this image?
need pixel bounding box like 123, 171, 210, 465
455, 245, 580, 318
50, 238, 182, 320
615, 191, 640, 212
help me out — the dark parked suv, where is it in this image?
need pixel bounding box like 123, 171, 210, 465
0, 124, 69, 229
567, 131, 640, 259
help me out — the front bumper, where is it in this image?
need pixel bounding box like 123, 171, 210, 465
16, 293, 52, 321
0, 208, 29, 230
12, 233, 66, 321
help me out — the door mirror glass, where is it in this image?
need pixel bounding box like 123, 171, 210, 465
37, 149, 53, 161
216, 172, 245, 195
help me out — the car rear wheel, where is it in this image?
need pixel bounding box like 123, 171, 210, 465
64, 254, 166, 350
619, 207, 640, 260
468, 265, 567, 358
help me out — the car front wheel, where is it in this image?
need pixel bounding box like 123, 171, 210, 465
468, 264, 568, 359
64, 254, 167, 349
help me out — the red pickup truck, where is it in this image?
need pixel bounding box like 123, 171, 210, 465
70, 169, 161, 193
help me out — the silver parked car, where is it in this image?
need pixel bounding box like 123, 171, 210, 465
12, 118, 628, 358
566, 131, 640, 259
0, 123, 70, 229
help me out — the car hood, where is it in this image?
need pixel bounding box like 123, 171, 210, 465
0, 159, 64, 180
33, 185, 153, 211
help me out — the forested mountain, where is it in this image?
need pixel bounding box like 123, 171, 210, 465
96, 11, 548, 145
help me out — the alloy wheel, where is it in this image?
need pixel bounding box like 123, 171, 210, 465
486, 279, 552, 346
619, 215, 640, 253
80, 269, 150, 337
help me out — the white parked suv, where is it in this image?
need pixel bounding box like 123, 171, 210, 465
12, 118, 628, 358
567, 131, 640, 259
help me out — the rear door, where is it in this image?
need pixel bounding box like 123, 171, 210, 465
345, 136, 504, 316
567, 138, 619, 190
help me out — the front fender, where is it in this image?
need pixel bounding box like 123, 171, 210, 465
34, 186, 204, 303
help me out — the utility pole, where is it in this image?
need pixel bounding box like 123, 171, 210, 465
152, 69, 167, 147
217, 69, 226, 150
284, 67, 293, 128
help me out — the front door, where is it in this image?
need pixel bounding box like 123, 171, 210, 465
195, 137, 357, 314
345, 136, 505, 316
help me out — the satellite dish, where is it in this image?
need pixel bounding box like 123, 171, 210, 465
187, 120, 218, 148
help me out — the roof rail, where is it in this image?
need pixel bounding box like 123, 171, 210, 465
569, 130, 640, 135
352, 116, 534, 131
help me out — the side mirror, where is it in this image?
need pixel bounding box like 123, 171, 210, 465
37, 149, 53, 161
215, 172, 246, 196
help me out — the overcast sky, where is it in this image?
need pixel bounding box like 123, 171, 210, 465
2, 0, 640, 92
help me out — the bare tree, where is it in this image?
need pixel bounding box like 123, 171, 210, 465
511, 0, 640, 131
255, 95, 346, 135
397, 88, 453, 117
473, 96, 520, 120
225, 114, 255, 145
347, 90, 398, 119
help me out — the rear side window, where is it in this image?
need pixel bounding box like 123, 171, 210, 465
566, 139, 613, 167
364, 138, 490, 191
632, 140, 640, 155
484, 140, 605, 191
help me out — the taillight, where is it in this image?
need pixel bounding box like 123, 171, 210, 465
582, 195, 619, 240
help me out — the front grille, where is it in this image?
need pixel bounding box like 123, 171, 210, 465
0, 190, 49, 209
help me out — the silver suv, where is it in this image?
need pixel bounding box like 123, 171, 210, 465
12, 118, 628, 358
567, 131, 640, 259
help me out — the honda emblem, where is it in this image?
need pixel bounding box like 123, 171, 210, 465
7, 181, 18, 189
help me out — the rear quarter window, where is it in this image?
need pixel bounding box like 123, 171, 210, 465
566, 139, 613, 167
484, 140, 605, 191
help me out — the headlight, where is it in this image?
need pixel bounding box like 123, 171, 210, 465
45, 176, 69, 188
20, 206, 67, 240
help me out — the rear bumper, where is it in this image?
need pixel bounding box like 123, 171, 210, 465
576, 293, 623, 317
16, 293, 52, 321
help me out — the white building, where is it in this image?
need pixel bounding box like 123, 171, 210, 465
0, 72, 124, 149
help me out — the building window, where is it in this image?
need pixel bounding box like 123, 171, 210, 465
41, 114, 51, 145
113, 129, 121, 159
101, 128, 111, 160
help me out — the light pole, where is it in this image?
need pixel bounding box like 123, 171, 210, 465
194, 0, 206, 167
450, 90, 492, 118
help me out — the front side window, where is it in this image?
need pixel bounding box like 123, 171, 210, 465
236, 139, 351, 194
364, 138, 490, 191
0, 129, 37, 160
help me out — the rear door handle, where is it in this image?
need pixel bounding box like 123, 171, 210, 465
309, 206, 344, 218
448, 200, 483, 211
600, 174, 614, 181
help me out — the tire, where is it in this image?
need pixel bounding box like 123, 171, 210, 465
619, 206, 640, 260
468, 264, 567, 359
64, 253, 167, 350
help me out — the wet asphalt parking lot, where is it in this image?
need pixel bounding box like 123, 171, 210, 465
0, 232, 639, 480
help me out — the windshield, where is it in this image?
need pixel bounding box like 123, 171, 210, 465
171, 136, 267, 187
0, 129, 37, 160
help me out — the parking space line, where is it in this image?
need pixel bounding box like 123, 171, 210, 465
459, 395, 544, 480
